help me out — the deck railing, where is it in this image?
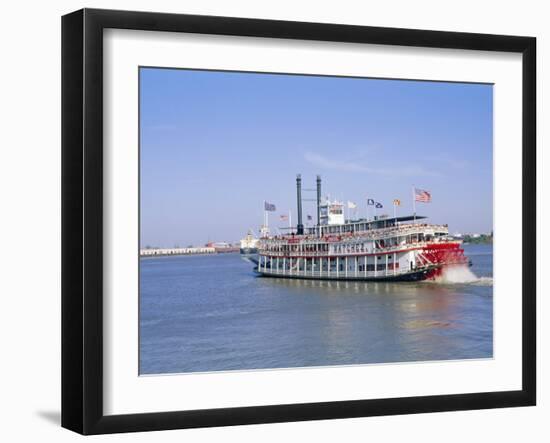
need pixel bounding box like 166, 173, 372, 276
264, 223, 449, 245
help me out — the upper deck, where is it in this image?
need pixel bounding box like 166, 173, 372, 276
309, 215, 428, 235
260, 216, 454, 259
263, 215, 449, 243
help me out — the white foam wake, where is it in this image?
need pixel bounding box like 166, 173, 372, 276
469, 276, 494, 286
440, 266, 478, 283
433, 265, 493, 286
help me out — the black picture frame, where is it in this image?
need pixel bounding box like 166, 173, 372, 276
62, 8, 536, 435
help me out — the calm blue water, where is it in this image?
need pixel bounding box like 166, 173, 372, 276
139, 244, 493, 374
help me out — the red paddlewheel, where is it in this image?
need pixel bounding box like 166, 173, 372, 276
416, 242, 468, 269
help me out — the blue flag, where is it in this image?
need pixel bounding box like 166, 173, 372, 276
264, 201, 276, 212
375, 202, 383, 209
367, 198, 375, 206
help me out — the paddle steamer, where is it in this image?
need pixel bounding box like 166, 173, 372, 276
255, 175, 468, 281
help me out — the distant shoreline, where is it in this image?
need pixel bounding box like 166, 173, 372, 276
140, 251, 240, 258
461, 234, 493, 245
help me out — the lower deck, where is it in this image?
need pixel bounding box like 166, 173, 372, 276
255, 237, 468, 283
255, 252, 437, 281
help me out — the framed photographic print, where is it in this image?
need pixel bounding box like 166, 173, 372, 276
61, 8, 536, 435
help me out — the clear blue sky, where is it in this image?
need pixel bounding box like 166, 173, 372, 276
140, 68, 493, 248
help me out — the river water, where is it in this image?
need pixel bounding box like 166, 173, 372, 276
139, 244, 493, 375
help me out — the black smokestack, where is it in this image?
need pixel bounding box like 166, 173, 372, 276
296, 174, 304, 235
316, 175, 322, 227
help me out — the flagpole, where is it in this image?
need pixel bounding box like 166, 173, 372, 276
264, 200, 267, 236
412, 186, 416, 223
393, 202, 396, 219
289, 209, 292, 231
369, 200, 372, 221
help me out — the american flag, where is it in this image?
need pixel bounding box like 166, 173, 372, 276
307, 215, 313, 221
279, 214, 288, 221
264, 201, 276, 211
414, 188, 432, 203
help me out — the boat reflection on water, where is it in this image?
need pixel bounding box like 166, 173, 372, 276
260, 276, 460, 326
261, 276, 457, 296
